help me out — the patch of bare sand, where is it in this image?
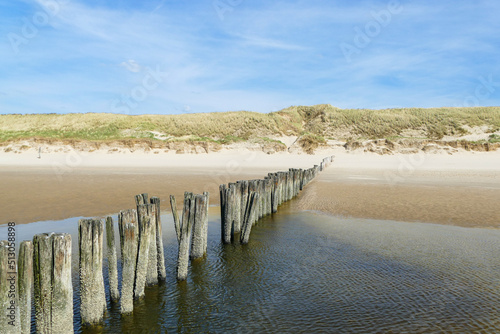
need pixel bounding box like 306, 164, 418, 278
293, 151, 500, 228
295, 179, 500, 228
0, 170, 263, 225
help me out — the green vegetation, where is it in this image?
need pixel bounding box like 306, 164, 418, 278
1, 105, 499, 145
489, 134, 500, 143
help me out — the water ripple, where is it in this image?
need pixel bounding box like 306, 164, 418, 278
7, 211, 499, 333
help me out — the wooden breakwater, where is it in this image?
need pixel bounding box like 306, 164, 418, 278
0, 155, 333, 332
220, 155, 334, 244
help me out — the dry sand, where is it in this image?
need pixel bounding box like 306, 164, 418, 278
1, 148, 499, 228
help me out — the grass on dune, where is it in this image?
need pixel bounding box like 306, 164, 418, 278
0, 105, 499, 145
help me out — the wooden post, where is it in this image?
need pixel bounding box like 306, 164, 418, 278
293, 169, 300, 197
170, 195, 181, 243
228, 185, 236, 239
18, 240, 33, 334
136, 194, 159, 287
275, 173, 281, 206
259, 180, 266, 219
219, 184, 229, 243
146, 204, 158, 287
266, 179, 272, 215
118, 209, 138, 314
135, 204, 154, 297
282, 172, 286, 203
248, 180, 258, 225
175, 192, 196, 280
254, 181, 260, 220
0, 240, 19, 333
33, 233, 74, 333
201, 192, 209, 254
240, 192, 259, 244
105, 217, 119, 303
284, 172, 288, 200
190, 192, 209, 259
220, 185, 232, 244
135, 193, 148, 206
151, 197, 167, 282
271, 175, 279, 213
287, 171, 293, 201
230, 183, 242, 234
220, 184, 227, 242
238, 181, 249, 224
79, 218, 106, 325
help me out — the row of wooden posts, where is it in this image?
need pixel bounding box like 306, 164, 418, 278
0, 156, 333, 333
219, 158, 331, 245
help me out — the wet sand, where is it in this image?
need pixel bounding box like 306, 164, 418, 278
1, 150, 499, 227
296, 169, 500, 228
0, 168, 263, 224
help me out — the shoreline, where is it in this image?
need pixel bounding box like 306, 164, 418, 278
1, 149, 499, 228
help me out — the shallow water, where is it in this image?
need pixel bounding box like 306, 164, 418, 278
2, 205, 500, 333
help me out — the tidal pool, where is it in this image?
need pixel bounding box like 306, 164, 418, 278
2, 204, 499, 333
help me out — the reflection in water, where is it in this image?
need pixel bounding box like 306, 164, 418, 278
2, 208, 499, 333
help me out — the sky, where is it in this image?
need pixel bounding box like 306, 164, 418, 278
0, 0, 499, 115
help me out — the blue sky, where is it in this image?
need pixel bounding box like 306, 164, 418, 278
0, 0, 499, 114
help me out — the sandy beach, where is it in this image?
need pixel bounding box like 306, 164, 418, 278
1, 148, 499, 228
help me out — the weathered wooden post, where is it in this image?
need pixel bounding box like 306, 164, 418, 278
270, 175, 279, 213
261, 179, 267, 218
172, 192, 196, 280
135, 193, 148, 206
151, 197, 167, 282
135, 204, 154, 296
287, 171, 293, 201
220, 185, 233, 244
275, 173, 282, 206
283, 172, 289, 203
293, 169, 298, 197
219, 184, 225, 233
145, 205, 158, 287
118, 209, 138, 314
135, 194, 158, 287
266, 178, 272, 215
280, 172, 287, 204
190, 192, 209, 259
170, 195, 181, 243
0, 239, 19, 333
230, 183, 242, 234
33, 232, 73, 333
18, 240, 33, 334
105, 217, 119, 303
238, 180, 249, 224
290, 169, 297, 198
240, 192, 259, 244
79, 218, 106, 325
299, 169, 305, 190
248, 180, 259, 225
